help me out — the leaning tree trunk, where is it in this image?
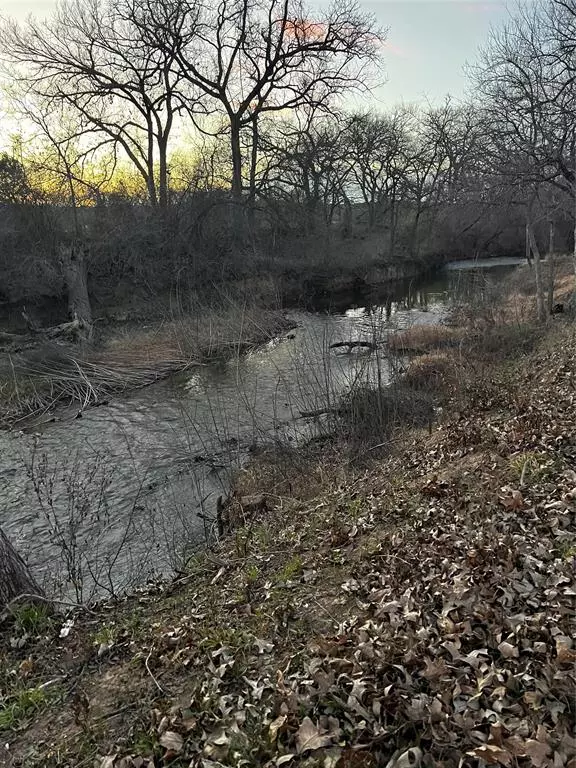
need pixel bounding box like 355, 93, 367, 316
59, 242, 93, 341
0, 527, 44, 611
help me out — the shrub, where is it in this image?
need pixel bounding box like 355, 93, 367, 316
338, 383, 434, 445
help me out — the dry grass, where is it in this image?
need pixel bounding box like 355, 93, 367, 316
459, 256, 574, 329
95, 305, 290, 367
387, 324, 466, 353
0, 303, 292, 427
401, 351, 464, 393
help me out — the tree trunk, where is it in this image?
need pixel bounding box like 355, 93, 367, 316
0, 527, 44, 611
249, 118, 258, 201
59, 243, 93, 340
389, 193, 397, 260
410, 208, 422, 259
230, 119, 243, 199
158, 138, 169, 208
547, 220, 556, 315
527, 224, 546, 321
525, 223, 532, 265
342, 197, 352, 237
368, 200, 376, 229
247, 119, 259, 230
573, 185, 576, 302
146, 175, 158, 206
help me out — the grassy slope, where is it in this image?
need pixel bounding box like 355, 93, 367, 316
1, 311, 575, 767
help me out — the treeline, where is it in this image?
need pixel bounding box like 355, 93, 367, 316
0, 0, 574, 321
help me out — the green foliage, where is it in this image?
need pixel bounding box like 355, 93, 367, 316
244, 565, 260, 584
11, 603, 52, 635
276, 555, 303, 583
509, 451, 557, 484
0, 686, 48, 731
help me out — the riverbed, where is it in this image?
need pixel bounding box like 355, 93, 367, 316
0, 259, 525, 599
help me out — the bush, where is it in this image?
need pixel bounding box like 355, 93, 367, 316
338, 383, 434, 445
402, 352, 461, 394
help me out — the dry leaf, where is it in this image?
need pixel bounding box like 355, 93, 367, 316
269, 715, 287, 742
467, 744, 512, 766
393, 748, 423, 768
498, 641, 519, 658
98, 757, 118, 768
159, 731, 183, 753
500, 489, 524, 511
296, 716, 337, 754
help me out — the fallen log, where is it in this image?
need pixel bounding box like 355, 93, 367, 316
0, 330, 32, 344
44, 316, 87, 341
330, 340, 377, 353
20, 312, 88, 343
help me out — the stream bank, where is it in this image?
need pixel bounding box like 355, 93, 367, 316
0, 258, 530, 602
1, 268, 574, 768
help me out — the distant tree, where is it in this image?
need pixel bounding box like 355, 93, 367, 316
0, 153, 34, 204
260, 110, 353, 232
131, 0, 384, 198
471, 0, 576, 303
347, 109, 414, 252
0, 0, 190, 207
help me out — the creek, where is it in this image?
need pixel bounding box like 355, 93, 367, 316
0, 258, 525, 597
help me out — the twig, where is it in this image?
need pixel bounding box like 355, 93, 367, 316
310, 595, 341, 626
94, 702, 139, 722
145, 645, 168, 695
5, 593, 99, 616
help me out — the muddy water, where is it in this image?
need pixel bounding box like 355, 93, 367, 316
0, 261, 522, 597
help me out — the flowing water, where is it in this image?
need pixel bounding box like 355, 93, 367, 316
0, 258, 525, 597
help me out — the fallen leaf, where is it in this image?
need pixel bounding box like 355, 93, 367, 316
59, 619, 74, 638
269, 715, 287, 742
393, 748, 423, 768
98, 757, 117, 768
296, 716, 337, 754
467, 744, 512, 766
498, 641, 519, 658
500, 489, 524, 511
159, 731, 183, 753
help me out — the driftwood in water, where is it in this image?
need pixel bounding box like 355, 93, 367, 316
299, 406, 338, 419
330, 340, 377, 353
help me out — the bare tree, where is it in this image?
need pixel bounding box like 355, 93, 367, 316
134, 0, 384, 198
472, 0, 576, 295
347, 109, 414, 256
0, 0, 190, 206
260, 110, 353, 232
15, 102, 117, 336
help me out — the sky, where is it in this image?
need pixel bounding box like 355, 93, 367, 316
0, 0, 510, 106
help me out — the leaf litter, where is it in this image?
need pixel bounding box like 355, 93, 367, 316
0, 323, 575, 768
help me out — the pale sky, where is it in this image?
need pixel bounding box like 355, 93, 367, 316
0, 0, 510, 105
